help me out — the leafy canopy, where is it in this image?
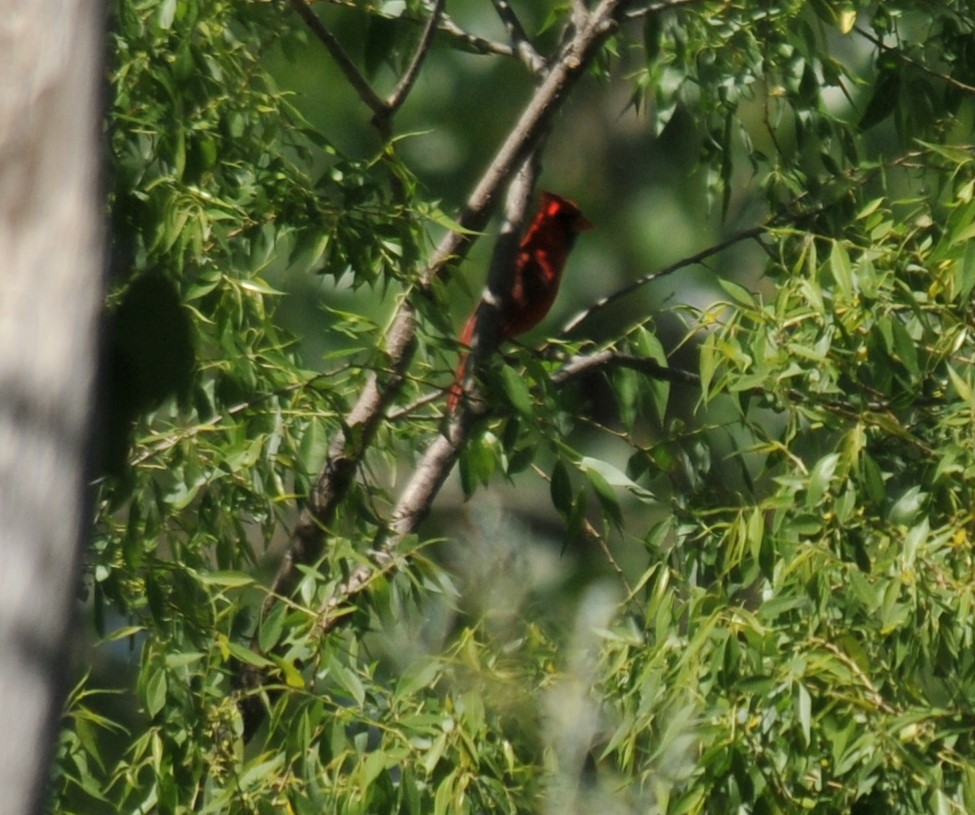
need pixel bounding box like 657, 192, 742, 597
55, 1, 975, 814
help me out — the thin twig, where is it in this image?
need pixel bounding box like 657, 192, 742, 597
287, 0, 386, 116
385, 388, 445, 421
854, 24, 975, 95
624, 0, 723, 19
386, 0, 446, 113
244, 0, 632, 739
560, 224, 768, 335
386, 159, 538, 544
315, 0, 520, 60
428, 4, 517, 59
290, 20, 612, 555
551, 349, 701, 387
490, 0, 545, 73
810, 637, 897, 715
585, 518, 633, 593
529, 461, 637, 599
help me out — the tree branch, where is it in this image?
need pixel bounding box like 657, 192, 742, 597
560, 223, 768, 335
454, 156, 540, 411
287, 0, 386, 116
246, 0, 631, 738
551, 349, 701, 388
420, 0, 630, 278
313, 160, 540, 638
490, 0, 546, 73
572, 0, 591, 33
244, 0, 626, 712
854, 24, 975, 95
624, 0, 721, 19
386, 0, 446, 114
315, 0, 539, 62
308, 343, 697, 641
424, 2, 517, 59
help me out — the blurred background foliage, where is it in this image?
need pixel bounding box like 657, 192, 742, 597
54, 0, 975, 813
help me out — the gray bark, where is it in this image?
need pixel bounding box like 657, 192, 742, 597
0, 2, 105, 813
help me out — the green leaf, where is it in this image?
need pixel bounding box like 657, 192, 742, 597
226, 641, 274, 668
954, 241, 975, 301
157, 0, 177, 30
567, 489, 589, 541
717, 278, 756, 307
500, 364, 534, 415
890, 318, 919, 377
643, 13, 663, 62
796, 682, 812, 746
950, 217, 975, 248
828, 241, 855, 299
635, 326, 670, 423
550, 459, 572, 515
434, 769, 460, 815
579, 456, 655, 502
915, 139, 974, 164
614, 365, 639, 430
506, 444, 535, 475
396, 659, 440, 698
806, 453, 839, 507
459, 432, 498, 497
856, 199, 885, 222
164, 651, 204, 669
194, 570, 255, 588
699, 334, 718, 400
258, 602, 287, 653
238, 277, 284, 296
143, 666, 167, 718
584, 466, 623, 528
859, 62, 900, 130
836, 9, 859, 35
325, 656, 366, 706
271, 656, 306, 689
889, 486, 925, 526
298, 417, 329, 476
947, 364, 973, 403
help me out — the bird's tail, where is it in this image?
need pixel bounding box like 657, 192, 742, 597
446, 310, 477, 413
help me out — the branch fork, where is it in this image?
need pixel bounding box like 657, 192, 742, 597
242, 0, 634, 740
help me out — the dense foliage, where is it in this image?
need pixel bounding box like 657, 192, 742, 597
55, 1, 975, 813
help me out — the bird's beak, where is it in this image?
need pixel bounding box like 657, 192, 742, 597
575, 214, 594, 232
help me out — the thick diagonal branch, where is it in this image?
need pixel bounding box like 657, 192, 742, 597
310, 165, 540, 638
239, 3, 635, 739
270, 0, 631, 602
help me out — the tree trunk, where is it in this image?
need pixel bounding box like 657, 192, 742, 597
0, 2, 105, 813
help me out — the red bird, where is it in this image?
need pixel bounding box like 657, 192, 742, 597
448, 191, 593, 411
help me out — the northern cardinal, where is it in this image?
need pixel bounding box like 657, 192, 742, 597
448, 191, 593, 411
